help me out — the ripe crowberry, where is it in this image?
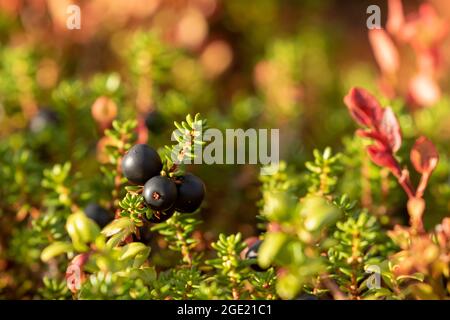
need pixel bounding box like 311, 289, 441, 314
84, 203, 113, 228
143, 176, 178, 211
145, 110, 166, 134
245, 239, 268, 272
174, 173, 205, 213
147, 208, 175, 224
133, 226, 153, 243
122, 144, 162, 185
29, 108, 59, 133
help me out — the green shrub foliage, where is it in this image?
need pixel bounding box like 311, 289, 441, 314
1, 1, 449, 300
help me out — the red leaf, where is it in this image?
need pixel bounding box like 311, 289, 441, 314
379, 107, 402, 152
357, 129, 390, 150
410, 136, 439, 174
387, 0, 405, 36
367, 145, 401, 175
408, 73, 441, 108
344, 87, 384, 128
368, 29, 399, 75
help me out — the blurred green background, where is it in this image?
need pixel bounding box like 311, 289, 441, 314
1, 0, 450, 298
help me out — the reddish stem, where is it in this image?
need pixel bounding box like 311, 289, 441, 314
415, 172, 430, 199
392, 168, 416, 199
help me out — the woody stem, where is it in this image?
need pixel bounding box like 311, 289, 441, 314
392, 168, 416, 199
415, 172, 430, 199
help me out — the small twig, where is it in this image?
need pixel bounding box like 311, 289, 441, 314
361, 154, 373, 210
112, 133, 127, 217
415, 172, 430, 199
320, 273, 347, 300
348, 231, 362, 300
392, 168, 416, 199
231, 286, 240, 300
175, 226, 193, 266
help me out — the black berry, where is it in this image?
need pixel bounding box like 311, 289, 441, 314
133, 226, 153, 243
84, 203, 113, 228
29, 108, 59, 133
147, 208, 175, 224
122, 144, 162, 185
245, 239, 268, 272
145, 110, 166, 134
143, 176, 177, 211
174, 174, 205, 213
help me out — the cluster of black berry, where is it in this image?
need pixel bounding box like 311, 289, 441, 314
121, 144, 205, 223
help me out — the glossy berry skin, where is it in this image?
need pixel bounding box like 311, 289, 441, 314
84, 203, 113, 228
145, 110, 166, 134
147, 208, 175, 224
143, 176, 177, 211
174, 174, 205, 213
245, 239, 268, 272
121, 144, 162, 185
